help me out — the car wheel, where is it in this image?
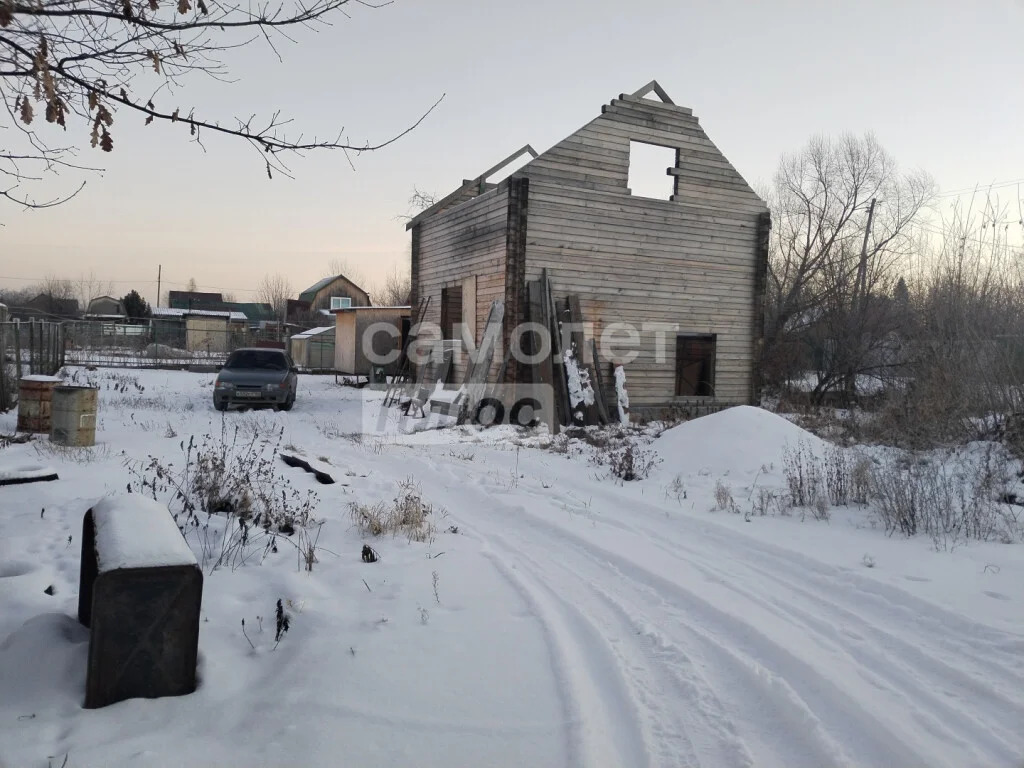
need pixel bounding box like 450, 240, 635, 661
213, 398, 227, 412
278, 394, 295, 412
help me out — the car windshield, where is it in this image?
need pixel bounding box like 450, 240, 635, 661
224, 350, 288, 371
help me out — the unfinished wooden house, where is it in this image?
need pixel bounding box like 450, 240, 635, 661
407, 81, 769, 418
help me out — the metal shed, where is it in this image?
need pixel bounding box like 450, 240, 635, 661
290, 326, 335, 371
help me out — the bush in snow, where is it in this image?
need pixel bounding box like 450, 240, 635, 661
714, 480, 736, 512
350, 477, 438, 544
125, 421, 319, 570
782, 441, 824, 508
869, 444, 1021, 548
606, 440, 661, 482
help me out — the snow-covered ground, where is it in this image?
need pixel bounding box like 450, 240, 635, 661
1, 369, 1023, 768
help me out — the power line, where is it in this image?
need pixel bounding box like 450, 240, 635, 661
937, 179, 1024, 199
0, 274, 262, 295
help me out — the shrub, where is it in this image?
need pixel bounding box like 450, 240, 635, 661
606, 441, 661, 482
125, 421, 319, 570
869, 445, 1021, 548
782, 440, 823, 508
350, 477, 438, 544
714, 480, 736, 512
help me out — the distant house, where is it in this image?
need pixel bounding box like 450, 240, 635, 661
167, 291, 276, 330
167, 290, 223, 309
291, 274, 371, 321
11, 293, 80, 320
151, 307, 246, 353
84, 295, 127, 321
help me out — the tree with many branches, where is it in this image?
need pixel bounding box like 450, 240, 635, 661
1, 0, 442, 208
761, 133, 935, 401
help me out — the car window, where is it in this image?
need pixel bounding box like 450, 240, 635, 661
225, 350, 287, 370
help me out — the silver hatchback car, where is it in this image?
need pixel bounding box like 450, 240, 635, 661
213, 348, 298, 411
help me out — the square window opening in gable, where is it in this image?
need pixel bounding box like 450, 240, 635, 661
627, 141, 676, 200
676, 334, 716, 397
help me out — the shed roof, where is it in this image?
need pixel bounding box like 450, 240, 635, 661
291, 326, 335, 339
152, 307, 247, 321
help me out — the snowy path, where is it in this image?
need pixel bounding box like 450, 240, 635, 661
2, 372, 1023, 767
409, 455, 1024, 768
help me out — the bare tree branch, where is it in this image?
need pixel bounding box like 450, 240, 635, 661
0, 0, 443, 208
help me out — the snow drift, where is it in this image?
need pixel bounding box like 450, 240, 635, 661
653, 405, 828, 477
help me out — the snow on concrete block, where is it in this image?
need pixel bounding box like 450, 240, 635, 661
90, 494, 196, 573
78, 495, 202, 709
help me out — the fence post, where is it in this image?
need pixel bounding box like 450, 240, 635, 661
60, 323, 66, 369
0, 324, 7, 410
13, 320, 22, 381
48, 323, 55, 374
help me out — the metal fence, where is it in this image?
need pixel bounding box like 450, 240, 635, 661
1, 320, 65, 411
63, 320, 287, 370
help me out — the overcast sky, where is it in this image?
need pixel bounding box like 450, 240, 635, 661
4, 0, 1024, 305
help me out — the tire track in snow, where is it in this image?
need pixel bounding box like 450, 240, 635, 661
437, 476, 859, 767
538, 475, 1024, 700
475, 524, 750, 768
474, 533, 653, 768
481, 501, 927, 768
409, 452, 1024, 767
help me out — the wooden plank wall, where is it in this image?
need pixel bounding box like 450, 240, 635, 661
515, 96, 768, 408
415, 184, 510, 384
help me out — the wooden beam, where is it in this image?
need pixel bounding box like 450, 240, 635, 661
566, 294, 602, 425
751, 211, 771, 405
627, 79, 676, 105
590, 338, 611, 425
503, 177, 529, 386
406, 145, 539, 230
526, 279, 558, 434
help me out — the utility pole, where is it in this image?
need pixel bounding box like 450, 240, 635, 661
156, 265, 162, 308
846, 198, 876, 403
855, 198, 877, 310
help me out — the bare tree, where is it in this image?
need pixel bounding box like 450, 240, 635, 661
74, 270, 115, 310
1, 0, 443, 208
326, 257, 366, 289
256, 272, 292, 321
762, 133, 935, 400
371, 264, 410, 306
396, 184, 438, 223
0, 284, 34, 306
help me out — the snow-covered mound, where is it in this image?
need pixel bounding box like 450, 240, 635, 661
654, 405, 828, 477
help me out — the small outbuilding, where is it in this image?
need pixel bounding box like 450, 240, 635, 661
151, 307, 247, 353
290, 326, 335, 371
331, 306, 411, 376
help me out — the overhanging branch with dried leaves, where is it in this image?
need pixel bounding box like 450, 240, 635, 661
0, 0, 442, 206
